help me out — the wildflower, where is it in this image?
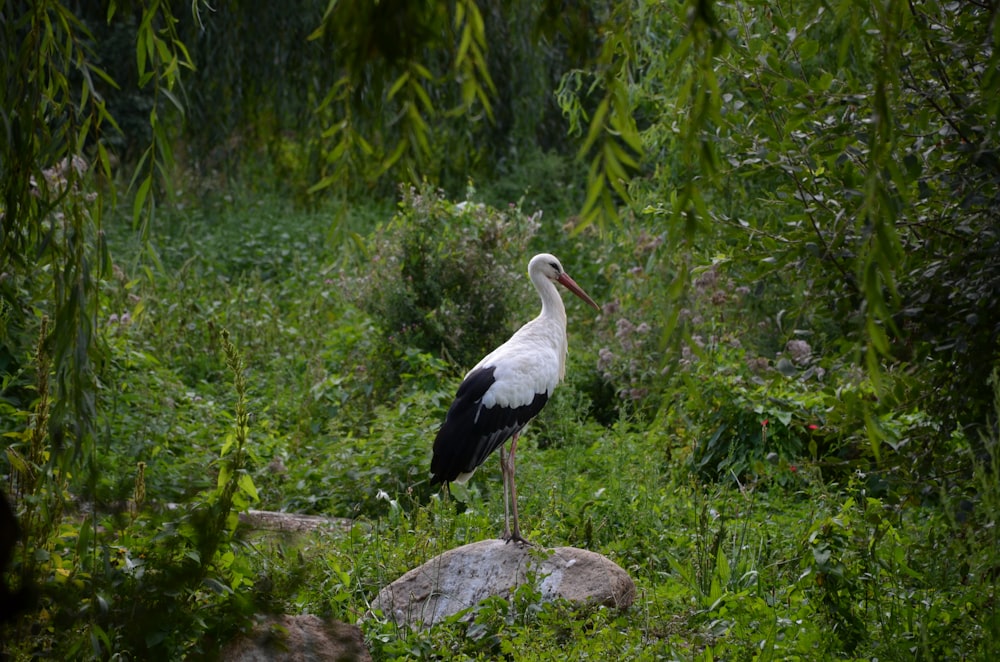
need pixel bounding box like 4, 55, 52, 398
628, 387, 648, 401
68, 154, 88, 176
761, 419, 769, 427
597, 347, 615, 376
694, 267, 718, 290
785, 339, 812, 365
808, 424, 819, 430
616, 318, 637, 351
615, 318, 636, 337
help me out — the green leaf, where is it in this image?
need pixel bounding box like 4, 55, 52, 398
161, 87, 184, 116
581, 98, 610, 157
5, 448, 28, 474
217, 463, 231, 490
132, 176, 152, 227
776, 357, 797, 377
76, 517, 94, 557
387, 71, 410, 100
136, 27, 147, 78
411, 80, 434, 114
798, 38, 819, 60
238, 473, 259, 502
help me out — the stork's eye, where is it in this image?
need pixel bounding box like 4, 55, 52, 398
548, 261, 560, 273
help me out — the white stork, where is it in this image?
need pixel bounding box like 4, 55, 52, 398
430, 253, 599, 543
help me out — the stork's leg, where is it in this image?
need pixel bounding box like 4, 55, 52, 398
504, 432, 529, 545
499, 443, 512, 540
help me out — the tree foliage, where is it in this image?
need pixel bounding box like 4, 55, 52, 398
140, 0, 604, 200
0, 1, 202, 650
559, 0, 999, 449
1, 0, 189, 457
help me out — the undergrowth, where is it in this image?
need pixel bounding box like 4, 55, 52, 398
2, 187, 997, 659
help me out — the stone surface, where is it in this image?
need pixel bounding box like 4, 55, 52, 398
370, 539, 635, 628
218, 513, 368, 660
237, 509, 352, 534
219, 614, 370, 662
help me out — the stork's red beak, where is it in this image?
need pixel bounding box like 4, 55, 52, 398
557, 273, 600, 311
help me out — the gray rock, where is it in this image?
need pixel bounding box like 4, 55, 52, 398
219, 614, 370, 662
218, 512, 368, 660
370, 539, 635, 628
237, 509, 352, 534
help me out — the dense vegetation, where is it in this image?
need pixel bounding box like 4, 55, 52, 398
2, 0, 998, 659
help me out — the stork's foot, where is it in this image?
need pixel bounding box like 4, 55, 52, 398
500, 531, 532, 546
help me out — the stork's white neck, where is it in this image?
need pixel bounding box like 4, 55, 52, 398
533, 270, 567, 327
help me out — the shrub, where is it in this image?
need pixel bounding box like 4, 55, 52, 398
344, 183, 540, 395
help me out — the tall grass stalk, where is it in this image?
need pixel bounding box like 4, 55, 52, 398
213, 328, 259, 538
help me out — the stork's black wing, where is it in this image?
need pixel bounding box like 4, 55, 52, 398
430, 366, 549, 484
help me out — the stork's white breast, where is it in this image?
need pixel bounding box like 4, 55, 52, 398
470, 319, 566, 409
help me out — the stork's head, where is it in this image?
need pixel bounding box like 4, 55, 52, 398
529, 253, 600, 311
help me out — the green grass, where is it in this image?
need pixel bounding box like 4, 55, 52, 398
3, 188, 998, 660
